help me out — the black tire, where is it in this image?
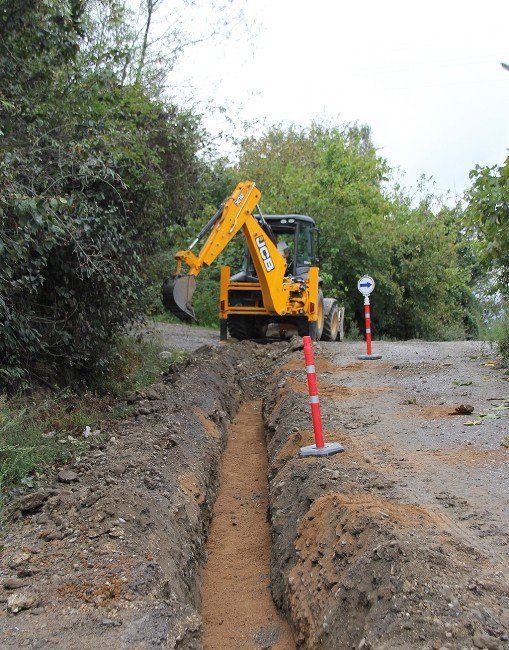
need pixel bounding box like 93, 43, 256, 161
227, 315, 258, 340
322, 299, 340, 341
219, 319, 228, 341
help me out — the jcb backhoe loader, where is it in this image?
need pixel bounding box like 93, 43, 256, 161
162, 181, 344, 341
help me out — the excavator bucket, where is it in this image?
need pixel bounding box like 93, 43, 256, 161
162, 275, 196, 322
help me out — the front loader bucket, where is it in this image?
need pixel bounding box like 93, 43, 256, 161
162, 275, 196, 322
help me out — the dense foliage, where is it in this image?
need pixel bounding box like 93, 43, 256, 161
467, 155, 509, 356
0, 0, 207, 387
237, 124, 479, 339
467, 157, 509, 288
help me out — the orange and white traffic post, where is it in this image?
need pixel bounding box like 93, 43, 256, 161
357, 276, 382, 361
299, 336, 345, 458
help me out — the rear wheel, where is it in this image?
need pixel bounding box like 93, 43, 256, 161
322, 299, 340, 341
227, 315, 260, 340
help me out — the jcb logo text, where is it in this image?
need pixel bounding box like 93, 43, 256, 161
255, 236, 275, 272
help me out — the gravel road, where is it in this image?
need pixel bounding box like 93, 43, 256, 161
325, 339, 509, 564
144, 321, 220, 352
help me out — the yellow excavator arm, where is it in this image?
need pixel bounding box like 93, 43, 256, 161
163, 181, 292, 321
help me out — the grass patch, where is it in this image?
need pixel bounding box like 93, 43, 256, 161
0, 393, 106, 497
0, 335, 185, 508
94, 335, 170, 396
480, 316, 509, 362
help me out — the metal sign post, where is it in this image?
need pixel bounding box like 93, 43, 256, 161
357, 276, 382, 361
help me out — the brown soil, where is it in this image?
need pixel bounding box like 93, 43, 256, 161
202, 401, 294, 650
283, 376, 394, 399
2, 327, 509, 649
264, 339, 509, 649
279, 357, 343, 374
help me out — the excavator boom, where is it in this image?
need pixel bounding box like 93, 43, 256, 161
163, 181, 288, 321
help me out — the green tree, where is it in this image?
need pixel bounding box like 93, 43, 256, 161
467, 156, 509, 290
467, 155, 509, 356
0, 0, 211, 387
237, 122, 475, 339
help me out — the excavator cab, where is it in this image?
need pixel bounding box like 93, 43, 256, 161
235, 214, 319, 282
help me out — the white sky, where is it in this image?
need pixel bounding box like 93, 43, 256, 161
164, 0, 509, 200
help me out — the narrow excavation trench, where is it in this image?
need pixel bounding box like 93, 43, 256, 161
202, 400, 295, 650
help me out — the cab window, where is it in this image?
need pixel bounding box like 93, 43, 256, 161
296, 223, 313, 267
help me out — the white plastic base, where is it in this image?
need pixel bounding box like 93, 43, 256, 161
299, 442, 345, 457
358, 354, 382, 360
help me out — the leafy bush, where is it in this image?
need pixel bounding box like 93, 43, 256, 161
0, 0, 206, 388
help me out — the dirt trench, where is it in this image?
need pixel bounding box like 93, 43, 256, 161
0, 343, 252, 649
1, 331, 509, 649
202, 400, 294, 649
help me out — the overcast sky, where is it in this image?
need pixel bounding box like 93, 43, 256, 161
166, 0, 509, 200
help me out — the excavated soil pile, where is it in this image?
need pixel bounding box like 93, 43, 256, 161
0, 343, 281, 649
263, 350, 509, 650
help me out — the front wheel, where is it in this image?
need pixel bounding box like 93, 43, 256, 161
322, 298, 339, 341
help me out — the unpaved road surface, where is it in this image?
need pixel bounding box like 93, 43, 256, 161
145, 321, 219, 352
0, 325, 508, 649
266, 339, 509, 648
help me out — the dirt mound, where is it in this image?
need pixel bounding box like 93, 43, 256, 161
263, 364, 509, 650
2, 333, 509, 649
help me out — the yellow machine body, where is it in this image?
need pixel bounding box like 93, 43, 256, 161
163, 181, 330, 340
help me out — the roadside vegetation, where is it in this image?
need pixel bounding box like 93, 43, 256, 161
466, 156, 509, 360
0, 335, 170, 511
0, 0, 507, 498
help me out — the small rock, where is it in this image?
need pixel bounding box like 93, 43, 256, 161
43, 530, 64, 542
473, 632, 503, 650
143, 388, 160, 401
9, 552, 31, 568
450, 404, 475, 415
58, 470, 78, 484
111, 463, 126, 477
137, 406, 152, 416
7, 592, 37, 613
290, 337, 304, 351
3, 578, 27, 590
14, 489, 52, 514
108, 527, 124, 539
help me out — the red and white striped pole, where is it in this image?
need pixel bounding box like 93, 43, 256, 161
357, 275, 382, 361
303, 335, 325, 448
364, 296, 373, 356
299, 336, 344, 458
